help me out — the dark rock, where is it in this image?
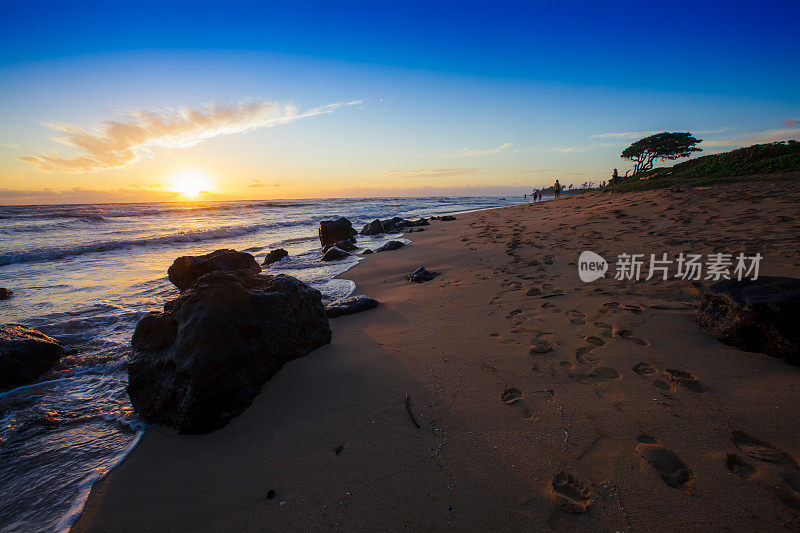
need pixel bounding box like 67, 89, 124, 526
430, 215, 456, 221
267, 490, 276, 500
408, 267, 439, 283
407, 227, 425, 233
322, 247, 350, 261
697, 276, 800, 365
360, 219, 386, 236
127, 271, 331, 433
0, 288, 12, 300
405, 218, 430, 227
0, 324, 64, 390
63, 346, 79, 356
319, 218, 356, 248
333, 239, 357, 252
262, 248, 289, 266
362, 249, 374, 255
167, 249, 260, 291
384, 217, 407, 231
376, 240, 405, 252
325, 295, 379, 318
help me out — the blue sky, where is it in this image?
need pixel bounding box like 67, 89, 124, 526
1, 1, 798, 203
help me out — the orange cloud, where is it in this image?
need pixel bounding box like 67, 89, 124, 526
20, 100, 361, 172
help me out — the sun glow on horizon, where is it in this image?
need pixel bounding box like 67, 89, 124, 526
168, 169, 215, 200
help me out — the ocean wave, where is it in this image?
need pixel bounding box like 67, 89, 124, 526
0, 218, 325, 266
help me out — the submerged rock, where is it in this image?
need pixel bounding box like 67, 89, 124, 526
325, 295, 379, 318
322, 246, 350, 261
0, 324, 64, 390
376, 240, 405, 252
167, 249, 260, 291
0, 288, 12, 300
408, 266, 439, 283
127, 271, 331, 433
319, 218, 356, 248
362, 249, 374, 255
431, 215, 456, 221
263, 248, 289, 266
697, 276, 800, 365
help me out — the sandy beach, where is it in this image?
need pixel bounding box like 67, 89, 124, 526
74, 181, 800, 531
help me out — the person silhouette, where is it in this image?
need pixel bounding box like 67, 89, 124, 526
554, 179, 561, 198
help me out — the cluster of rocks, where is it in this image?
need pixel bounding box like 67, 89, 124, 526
318, 217, 417, 260
128, 249, 332, 433
360, 217, 429, 236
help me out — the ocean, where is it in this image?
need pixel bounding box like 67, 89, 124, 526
0, 195, 528, 532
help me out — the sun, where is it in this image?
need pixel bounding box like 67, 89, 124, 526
169, 169, 214, 200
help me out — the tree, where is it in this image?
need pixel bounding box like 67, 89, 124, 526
621, 132, 702, 175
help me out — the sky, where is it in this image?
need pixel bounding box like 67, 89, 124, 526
1, 0, 798, 204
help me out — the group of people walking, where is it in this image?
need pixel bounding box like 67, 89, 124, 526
525, 179, 562, 203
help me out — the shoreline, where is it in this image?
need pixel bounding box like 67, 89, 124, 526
75, 182, 800, 531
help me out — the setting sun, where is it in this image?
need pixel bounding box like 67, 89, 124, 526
168, 169, 214, 200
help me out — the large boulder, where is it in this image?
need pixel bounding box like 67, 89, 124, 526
361, 219, 386, 236
167, 249, 260, 291
0, 324, 64, 390
697, 276, 800, 365
322, 247, 350, 261
325, 296, 379, 318
263, 248, 288, 266
127, 271, 331, 433
319, 218, 356, 248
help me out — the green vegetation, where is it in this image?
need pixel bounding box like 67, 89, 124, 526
608, 140, 800, 192
621, 132, 702, 175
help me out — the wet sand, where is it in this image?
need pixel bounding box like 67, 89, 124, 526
75, 181, 800, 531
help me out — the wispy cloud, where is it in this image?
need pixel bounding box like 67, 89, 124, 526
590, 131, 660, 139
785, 118, 800, 127
20, 99, 362, 172
374, 167, 481, 178
447, 142, 515, 157
701, 127, 800, 148
1, 142, 21, 149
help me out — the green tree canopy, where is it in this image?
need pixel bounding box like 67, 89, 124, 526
621, 132, 702, 175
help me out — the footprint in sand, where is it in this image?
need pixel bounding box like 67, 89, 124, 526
726, 454, 757, 478
530, 339, 553, 354
731, 431, 800, 508
561, 361, 620, 384
501, 387, 535, 420
613, 327, 650, 346
585, 335, 605, 346
664, 368, 704, 392
550, 472, 593, 513
565, 309, 586, 325
575, 346, 599, 366
635, 434, 693, 489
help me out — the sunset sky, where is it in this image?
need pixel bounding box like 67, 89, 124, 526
1, 1, 798, 204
